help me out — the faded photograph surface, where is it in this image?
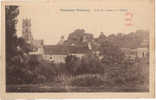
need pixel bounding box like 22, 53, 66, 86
5, 1, 151, 92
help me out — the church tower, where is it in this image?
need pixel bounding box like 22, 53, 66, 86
22, 18, 33, 43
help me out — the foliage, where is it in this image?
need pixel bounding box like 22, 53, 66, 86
5, 6, 19, 59
99, 40, 125, 64
63, 29, 93, 46
69, 74, 105, 87
5, 6, 56, 84
77, 55, 104, 74
65, 55, 81, 75
107, 30, 149, 49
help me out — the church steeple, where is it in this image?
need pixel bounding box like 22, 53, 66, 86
22, 18, 33, 43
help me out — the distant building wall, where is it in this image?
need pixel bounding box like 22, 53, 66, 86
121, 47, 149, 60
42, 53, 86, 63
43, 55, 67, 63
29, 40, 44, 55
29, 47, 44, 55
136, 48, 148, 58
42, 45, 90, 63
71, 53, 85, 59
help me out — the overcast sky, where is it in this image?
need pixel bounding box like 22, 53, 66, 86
16, 0, 153, 45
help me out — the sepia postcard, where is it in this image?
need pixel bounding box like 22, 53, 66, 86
0, 0, 155, 99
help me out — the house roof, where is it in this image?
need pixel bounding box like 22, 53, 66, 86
43, 45, 91, 55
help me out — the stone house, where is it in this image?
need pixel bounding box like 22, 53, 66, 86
43, 45, 90, 63
121, 39, 149, 59
29, 40, 44, 55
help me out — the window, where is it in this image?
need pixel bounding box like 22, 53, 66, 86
50, 56, 53, 59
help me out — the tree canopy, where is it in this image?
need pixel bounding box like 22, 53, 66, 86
63, 29, 93, 46
5, 6, 19, 59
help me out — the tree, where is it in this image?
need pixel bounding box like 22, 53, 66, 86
99, 40, 125, 65
5, 6, 19, 60
65, 55, 80, 75
64, 29, 93, 46
5, 6, 33, 84
107, 30, 149, 49
78, 54, 104, 74
97, 32, 107, 43
6, 6, 20, 84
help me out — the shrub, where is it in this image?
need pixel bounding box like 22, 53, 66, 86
69, 74, 108, 87
65, 55, 81, 75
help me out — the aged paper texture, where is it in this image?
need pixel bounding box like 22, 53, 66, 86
0, 0, 155, 99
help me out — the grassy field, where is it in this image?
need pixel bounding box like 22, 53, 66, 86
6, 73, 148, 92
6, 83, 148, 92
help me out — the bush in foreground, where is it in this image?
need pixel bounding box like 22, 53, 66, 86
69, 74, 109, 87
